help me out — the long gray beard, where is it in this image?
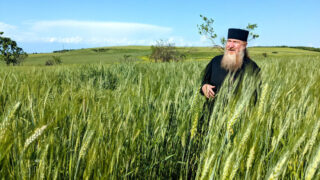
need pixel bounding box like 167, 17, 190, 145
221, 49, 245, 71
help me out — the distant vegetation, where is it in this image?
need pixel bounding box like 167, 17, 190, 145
291, 46, 320, 52
19, 46, 320, 66
53, 49, 76, 53
0, 31, 28, 65
253, 46, 320, 52
150, 40, 186, 62
45, 56, 63, 66
91, 48, 110, 53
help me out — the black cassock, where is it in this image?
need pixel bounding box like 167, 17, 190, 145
200, 55, 260, 95
199, 54, 261, 115
197, 55, 261, 136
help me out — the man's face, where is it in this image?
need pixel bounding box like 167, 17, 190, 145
221, 38, 247, 71
225, 39, 247, 55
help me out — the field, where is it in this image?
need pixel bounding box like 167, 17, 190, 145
0, 46, 320, 179
7, 46, 320, 66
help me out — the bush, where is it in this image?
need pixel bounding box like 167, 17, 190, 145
262, 52, 268, 57
52, 49, 75, 53
45, 60, 54, 66
150, 40, 186, 62
122, 54, 132, 62
45, 56, 62, 66
92, 48, 109, 53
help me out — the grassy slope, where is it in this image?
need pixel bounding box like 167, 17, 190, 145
23, 46, 151, 66
21, 46, 320, 66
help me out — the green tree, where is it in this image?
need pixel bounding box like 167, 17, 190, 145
0, 32, 28, 65
197, 15, 259, 51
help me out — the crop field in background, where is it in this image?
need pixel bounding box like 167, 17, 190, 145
0, 47, 319, 179
4, 46, 319, 66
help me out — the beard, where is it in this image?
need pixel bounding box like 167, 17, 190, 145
221, 48, 245, 71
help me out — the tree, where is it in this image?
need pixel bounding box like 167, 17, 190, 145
197, 15, 259, 51
0, 32, 28, 65
150, 40, 186, 62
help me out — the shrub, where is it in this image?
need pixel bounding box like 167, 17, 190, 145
45, 56, 62, 66
122, 54, 132, 62
150, 40, 186, 62
52, 49, 75, 53
45, 60, 54, 66
92, 48, 109, 53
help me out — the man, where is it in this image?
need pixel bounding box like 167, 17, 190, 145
200, 28, 260, 99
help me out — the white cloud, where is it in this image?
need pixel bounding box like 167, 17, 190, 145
0, 22, 20, 39
1, 20, 212, 52
1, 20, 173, 46
44, 36, 83, 43
31, 20, 171, 34
0, 22, 17, 32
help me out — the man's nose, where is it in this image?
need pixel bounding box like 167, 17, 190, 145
228, 42, 235, 48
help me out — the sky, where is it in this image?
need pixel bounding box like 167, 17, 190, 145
0, 0, 319, 53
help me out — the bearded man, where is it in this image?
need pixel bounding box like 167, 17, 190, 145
200, 28, 260, 99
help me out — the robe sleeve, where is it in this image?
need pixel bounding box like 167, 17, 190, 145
200, 59, 214, 95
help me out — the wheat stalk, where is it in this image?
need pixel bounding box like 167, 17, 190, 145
305, 144, 320, 180
222, 150, 235, 180
246, 142, 256, 177
267, 152, 289, 180
24, 125, 48, 150
257, 83, 268, 121
302, 121, 320, 158
200, 154, 215, 180
0, 102, 21, 140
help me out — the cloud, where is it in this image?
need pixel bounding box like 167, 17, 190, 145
0, 22, 17, 32
44, 36, 83, 43
1, 20, 210, 52
1, 20, 173, 46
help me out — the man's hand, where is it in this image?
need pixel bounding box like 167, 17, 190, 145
202, 84, 216, 99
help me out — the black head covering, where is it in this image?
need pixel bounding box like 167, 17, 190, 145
227, 28, 249, 42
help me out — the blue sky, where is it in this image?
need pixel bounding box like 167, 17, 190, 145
1, 0, 319, 53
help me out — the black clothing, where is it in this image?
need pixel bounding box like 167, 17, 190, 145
200, 55, 260, 96
198, 55, 261, 140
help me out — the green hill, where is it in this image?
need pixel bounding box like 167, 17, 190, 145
18, 46, 320, 66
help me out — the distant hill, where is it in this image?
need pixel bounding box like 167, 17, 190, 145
251, 46, 320, 52
20, 46, 319, 66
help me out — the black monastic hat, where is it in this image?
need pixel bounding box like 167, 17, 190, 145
227, 28, 249, 42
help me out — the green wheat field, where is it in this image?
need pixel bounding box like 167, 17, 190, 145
0, 46, 319, 179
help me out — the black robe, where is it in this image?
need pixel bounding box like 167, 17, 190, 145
200, 55, 260, 96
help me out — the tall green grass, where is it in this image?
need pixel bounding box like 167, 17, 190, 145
0, 55, 319, 179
